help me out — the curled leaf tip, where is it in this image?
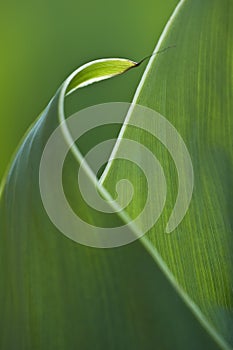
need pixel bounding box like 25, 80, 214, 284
66, 58, 137, 96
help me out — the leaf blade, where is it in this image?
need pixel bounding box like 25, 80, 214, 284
103, 0, 233, 346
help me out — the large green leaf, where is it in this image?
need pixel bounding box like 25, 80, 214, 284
102, 0, 233, 346
0, 1, 232, 350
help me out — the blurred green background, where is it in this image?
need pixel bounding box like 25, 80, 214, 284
0, 0, 178, 181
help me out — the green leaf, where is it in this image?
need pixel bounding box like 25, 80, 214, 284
0, 1, 232, 350
102, 0, 233, 347
66, 58, 137, 94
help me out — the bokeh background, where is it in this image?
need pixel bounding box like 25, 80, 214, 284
0, 0, 178, 181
